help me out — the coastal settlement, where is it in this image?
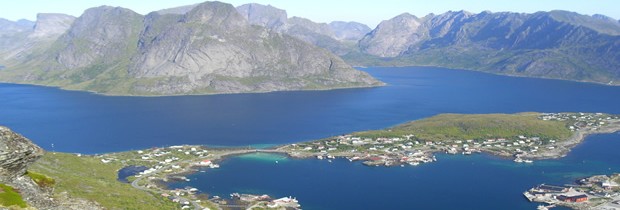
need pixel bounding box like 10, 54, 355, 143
525, 174, 620, 210
32, 112, 620, 210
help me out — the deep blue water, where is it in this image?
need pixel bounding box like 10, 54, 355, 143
1, 67, 619, 154
170, 133, 620, 210
117, 166, 148, 183
2, 66, 620, 209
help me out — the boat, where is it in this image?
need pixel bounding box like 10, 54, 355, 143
514, 158, 524, 163
317, 155, 324, 160
524, 159, 534, 163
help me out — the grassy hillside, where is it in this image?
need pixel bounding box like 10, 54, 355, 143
0, 184, 28, 208
29, 152, 179, 210
354, 113, 572, 141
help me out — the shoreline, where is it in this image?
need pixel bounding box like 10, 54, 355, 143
0, 80, 385, 97
90, 113, 620, 209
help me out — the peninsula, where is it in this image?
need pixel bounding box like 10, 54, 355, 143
2, 112, 620, 209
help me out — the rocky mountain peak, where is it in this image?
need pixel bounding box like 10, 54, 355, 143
0, 126, 44, 183
183, 1, 247, 28
236, 3, 287, 29
55, 5, 143, 69
328, 21, 371, 41
359, 13, 425, 57
30, 13, 75, 38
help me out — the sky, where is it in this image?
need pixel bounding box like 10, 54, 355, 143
2, 0, 619, 28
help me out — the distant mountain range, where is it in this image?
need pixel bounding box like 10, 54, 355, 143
1, 1, 619, 95
350, 10, 620, 85
0, 2, 380, 95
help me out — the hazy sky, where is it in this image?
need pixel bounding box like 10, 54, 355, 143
2, 0, 619, 28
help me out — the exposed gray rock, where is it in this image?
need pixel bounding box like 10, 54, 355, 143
236, 3, 287, 29
354, 10, 620, 85
235, 3, 358, 56
328, 21, 372, 41
0, 1, 381, 95
129, 2, 380, 95
0, 126, 43, 182
30, 13, 75, 38
0, 126, 102, 209
55, 6, 143, 70
359, 13, 426, 57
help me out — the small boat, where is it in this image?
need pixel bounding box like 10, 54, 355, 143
524, 159, 534, 163
275, 160, 279, 164
317, 155, 324, 160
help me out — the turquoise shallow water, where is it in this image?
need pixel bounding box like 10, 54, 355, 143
2, 66, 620, 209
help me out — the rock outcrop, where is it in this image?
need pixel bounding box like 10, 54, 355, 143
0, 126, 43, 182
0, 126, 102, 209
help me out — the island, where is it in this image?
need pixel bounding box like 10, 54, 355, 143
3, 112, 620, 209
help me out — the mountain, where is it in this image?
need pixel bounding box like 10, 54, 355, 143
350, 10, 620, 85
236, 3, 287, 29
235, 3, 368, 55
158, 3, 372, 56
328, 21, 372, 41
29, 13, 76, 38
0, 2, 381, 95
0, 14, 75, 66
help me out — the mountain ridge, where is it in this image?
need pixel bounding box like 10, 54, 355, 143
350, 10, 620, 85
0, 1, 382, 96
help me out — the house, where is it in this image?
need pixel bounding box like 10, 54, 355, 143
602, 180, 620, 190
557, 194, 588, 203
537, 184, 569, 193
198, 160, 212, 166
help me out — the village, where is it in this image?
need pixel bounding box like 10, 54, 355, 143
91, 112, 620, 210
98, 145, 300, 210
524, 174, 620, 210
283, 113, 620, 167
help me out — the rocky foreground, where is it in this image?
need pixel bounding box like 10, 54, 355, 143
0, 126, 102, 209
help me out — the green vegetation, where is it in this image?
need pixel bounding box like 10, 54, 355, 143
29, 152, 179, 210
26, 171, 55, 188
0, 183, 27, 208
354, 113, 572, 141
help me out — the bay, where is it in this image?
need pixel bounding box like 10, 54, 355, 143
2, 66, 620, 209
1, 67, 619, 154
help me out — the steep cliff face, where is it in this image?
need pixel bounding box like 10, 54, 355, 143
54, 6, 143, 70
29, 13, 75, 39
235, 3, 368, 56
129, 2, 380, 94
355, 10, 620, 85
359, 13, 427, 57
0, 127, 43, 182
236, 3, 287, 29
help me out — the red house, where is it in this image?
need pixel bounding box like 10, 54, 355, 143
558, 194, 588, 203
